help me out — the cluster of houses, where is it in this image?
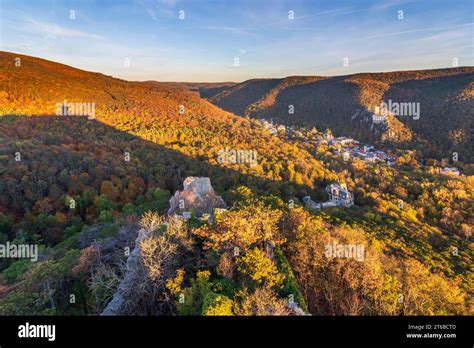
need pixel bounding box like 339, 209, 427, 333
312, 133, 358, 147
260, 118, 316, 144
320, 133, 396, 166
259, 118, 288, 136
259, 117, 463, 175
339, 145, 396, 166
259, 118, 397, 166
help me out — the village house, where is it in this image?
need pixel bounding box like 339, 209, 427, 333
303, 183, 354, 210
326, 183, 354, 207
342, 151, 351, 161
330, 136, 354, 146
364, 145, 374, 152
441, 167, 460, 176
259, 118, 280, 136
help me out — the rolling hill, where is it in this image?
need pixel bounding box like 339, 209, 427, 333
196, 68, 474, 163
0, 50, 336, 192
0, 51, 472, 317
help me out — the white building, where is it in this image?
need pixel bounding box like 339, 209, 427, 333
303, 183, 354, 210
330, 137, 354, 146
326, 183, 354, 207
441, 167, 460, 176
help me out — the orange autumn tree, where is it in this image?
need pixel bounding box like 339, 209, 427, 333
193, 202, 284, 252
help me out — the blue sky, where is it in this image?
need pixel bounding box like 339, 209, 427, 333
0, 0, 472, 82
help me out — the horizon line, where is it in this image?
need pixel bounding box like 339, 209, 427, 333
3, 50, 473, 84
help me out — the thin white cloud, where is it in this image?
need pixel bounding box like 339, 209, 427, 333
370, 0, 417, 11
199, 26, 252, 35
156, 0, 177, 6
366, 22, 474, 39
315, 6, 366, 16
24, 18, 105, 40
135, 0, 176, 21
313, 1, 416, 18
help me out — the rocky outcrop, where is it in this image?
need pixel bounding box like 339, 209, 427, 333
101, 227, 151, 316
168, 177, 227, 217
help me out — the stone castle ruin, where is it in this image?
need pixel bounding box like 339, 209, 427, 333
168, 177, 228, 218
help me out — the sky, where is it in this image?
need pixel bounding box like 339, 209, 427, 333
0, 0, 473, 82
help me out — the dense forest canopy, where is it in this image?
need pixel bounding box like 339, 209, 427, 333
0, 51, 472, 316
198, 68, 474, 166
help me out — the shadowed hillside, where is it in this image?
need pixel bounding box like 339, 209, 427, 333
0, 115, 471, 316
0, 52, 472, 317
198, 68, 474, 163
0, 51, 337, 190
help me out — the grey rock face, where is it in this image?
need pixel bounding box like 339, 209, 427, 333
168, 177, 227, 217
101, 228, 150, 316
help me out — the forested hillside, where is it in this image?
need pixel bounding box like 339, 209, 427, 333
0, 52, 472, 316
199, 68, 474, 164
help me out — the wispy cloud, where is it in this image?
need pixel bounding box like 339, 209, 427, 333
24, 18, 105, 40
199, 26, 252, 35
315, 6, 367, 16
2, 0, 472, 82
156, 0, 178, 6
313, 1, 416, 18
366, 22, 474, 39
370, 0, 417, 11
136, 0, 177, 21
